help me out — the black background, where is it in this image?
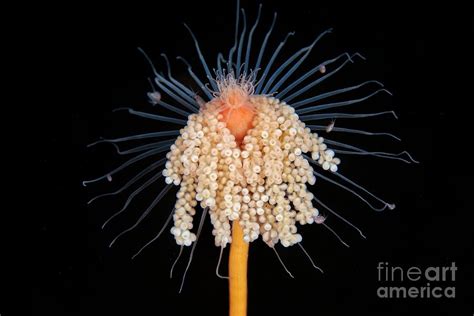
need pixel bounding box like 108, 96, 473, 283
34, 1, 473, 315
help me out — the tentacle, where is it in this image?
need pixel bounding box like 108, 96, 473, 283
101, 172, 163, 229
243, 4, 262, 76
170, 246, 184, 279
331, 171, 396, 211
297, 243, 324, 273
216, 53, 227, 78
322, 222, 350, 247
294, 88, 392, 112
284, 53, 365, 104
179, 207, 209, 293
131, 207, 175, 259
236, 9, 247, 77
310, 166, 391, 212
272, 246, 294, 278
300, 110, 398, 122
276, 52, 354, 100
183, 24, 218, 91
82, 146, 167, 186
254, 12, 277, 77
153, 77, 198, 113
154, 99, 192, 117
324, 139, 418, 164
307, 125, 400, 141
87, 130, 180, 147
176, 56, 213, 100
160, 53, 198, 108
262, 28, 333, 94
255, 31, 296, 94
111, 139, 174, 156
312, 195, 366, 239
137, 47, 198, 112
216, 246, 229, 279
113, 108, 187, 125
87, 158, 166, 205
294, 80, 384, 111
109, 184, 174, 247
227, 0, 241, 73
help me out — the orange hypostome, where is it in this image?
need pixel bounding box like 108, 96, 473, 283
220, 105, 254, 145
214, 86, 255, 146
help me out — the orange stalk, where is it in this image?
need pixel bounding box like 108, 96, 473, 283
229, 222, 249, 316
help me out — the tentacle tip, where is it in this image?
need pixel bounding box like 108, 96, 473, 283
391, 111, 399, 119
351, 52, 367, 61
82, 181, 88, 187
388, 203, 396, 210
384, 89, 394, 96
374, 80, 384, 87
112, 107, 132, 113
409, 155, 420, 164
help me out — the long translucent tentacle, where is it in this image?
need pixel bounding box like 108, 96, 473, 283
236, 9, 247, 77
113, 108, 187, 125
131, 207, 175, 259
109, 184, 173, 247
297, 243, 324, 273
87, 158, 166, 205
227, 0, 241, 73
82, 146, 168, 186
311, 168, 391, 212
272, 247, 294, 278
324, 139, 418, 164
111, 139, 174, 156
276, 52, 353, 100
87, 130, 180, 147
137, 47, 198, 112
312, 195, 366, 239
216, 246, 229, 279
170, 246, 184, 279
294, 80, 384, 111
255, 31, 296, 94
243, 4, 262, 76
285, 53, 365, 104
254, 12, 277, 77
322, 222, 350, 247
300, 110, 398, 122
176, 56, 213, 100
294, 88, 392, 112
101, 172, 163, 229
307, 125, 400, 141
179, 207, 209, 293
183, 24, 218, 91
262, 28, 333, 94
160, 53, 198, 108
